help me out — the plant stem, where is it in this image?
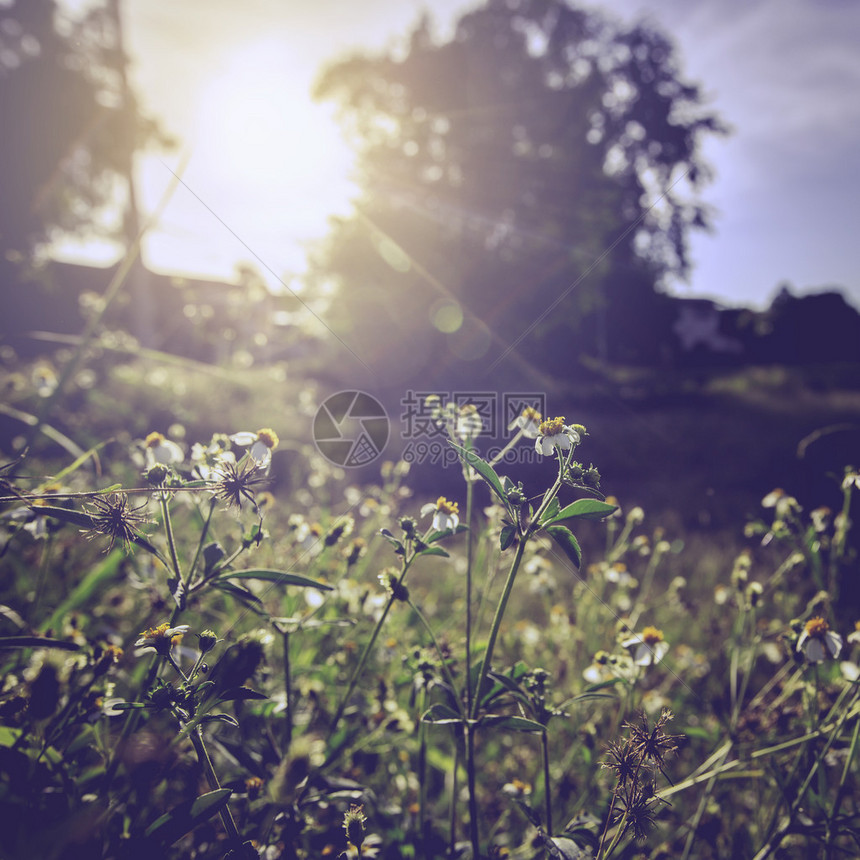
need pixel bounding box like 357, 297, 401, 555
466, 720, 480, 859
470, 537, 528, 720
190, 727, 242, 847
542, 729, 553, 835
283, 629, 293, 748
159, 492, 183, 586
465, 477, 475, 716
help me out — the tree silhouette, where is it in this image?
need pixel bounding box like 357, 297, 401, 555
0, 0, 164, 262
309, 0, 725, 385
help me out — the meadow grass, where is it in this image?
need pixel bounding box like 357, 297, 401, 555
1, 344, 859, 860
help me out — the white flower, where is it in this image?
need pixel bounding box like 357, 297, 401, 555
134, 623, 191, 655
534, 417, 580, 456
508, 406, 542, 439
456, 404, 483, 441
797, 617, 842, 663
621, 626, 669, 666
421, 496, 460, 532
191, 435, 235, 479
144, 431, 184, 467
230, 427, 279, 466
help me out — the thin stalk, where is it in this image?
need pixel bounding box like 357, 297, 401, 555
465, 477, 475, 716
680, 741, 733, 860
448, 740, 460, 858
417, 687, 428, 858
408, 600, 462, 711
186, 496, 217, 584
470, 537, 528, 720
330, 590, 398, 734
487, 428, 524, 467
190, 727, 242, 848
466, 721, 480, 859
541, 729, 553, 835
283, 629, 293, 748
159, 492, 183, 585
824, 706, 860, 855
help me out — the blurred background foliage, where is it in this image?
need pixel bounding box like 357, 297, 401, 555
0, 0, 858, 531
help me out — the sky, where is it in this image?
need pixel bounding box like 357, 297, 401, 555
60, 0, 860, 311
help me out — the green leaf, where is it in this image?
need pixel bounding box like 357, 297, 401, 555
144, 788, 233, 846
544, 498, 618, 525
500, 523, 517, 552
448, 441, 512, 513
416, 545, 450, 558
541, 497, 560, 523
0, 636, 81, 651
212, 580, 263, 606
202, 542, 225, 574
421, 703, 463, 725
546, 524, 582, 569
217, 686, 268, 702
482, 715, 546, 733
218, 569, 332, 590
109, 701, 149, 711
200, 713, 240, 727
426, 523, 468, 544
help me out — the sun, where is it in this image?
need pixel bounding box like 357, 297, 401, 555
195, 36, 356, 226
141, 35, 357, 281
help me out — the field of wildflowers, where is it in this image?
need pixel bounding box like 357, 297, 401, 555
1, 340, 860, 860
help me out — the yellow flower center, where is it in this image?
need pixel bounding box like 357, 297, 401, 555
255, 428, 279, 450
804, 616, 830, 639
641, 626, 665, 645
521, 406, 542, 422
145, 432, 165, 448
140, 622, 171, 640
539, 417, 566, 436
436, 496, 459, 516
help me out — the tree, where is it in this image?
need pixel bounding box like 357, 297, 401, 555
0, 0, 164, 262
309, 0, 724, 387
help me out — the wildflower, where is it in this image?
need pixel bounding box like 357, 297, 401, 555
508, 406, 542, 438
213, 459, 268, 510
761, 487, 800, 519
456, 404, 483, 441
230, 427, 279, 467
343, 804, 367, 851
244, 776, 265, 799
535, 417, 580, 456
93, 644, 124, 677
84, 493, 151, 552
378, 569, 409, 602
197, 630, 218, 654
623, 709, 680, 771
603, 739, 639, 786
842, 469, 860, 491
135, 623, 190, 656
501, 778, 532, 797
144, 431, 184, 467
325, 516, 354, 547
847, 621, 860, 645
190, 434, 235, 479
797, 617, 842, 663
421, 496, 460, 531
343, 537, 366, 567
622, 626, 669, 666
32, 362, 58, 397
810, 507, 832, 533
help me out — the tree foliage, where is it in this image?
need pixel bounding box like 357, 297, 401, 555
0, 0, 165, 261
310, 0, 725, 383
